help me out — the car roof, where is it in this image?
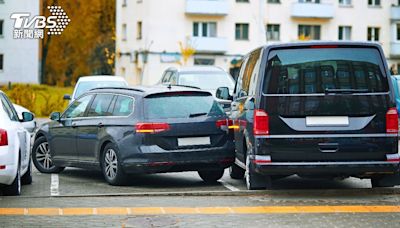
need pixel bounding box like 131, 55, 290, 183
77, 76, 126, 82
167, 66, 228, 74
89, 85, 211, 98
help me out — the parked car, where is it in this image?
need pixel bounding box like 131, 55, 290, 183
0, 91, 34, 195
216, 42, 400, 190
160, 66, 235, 112
391, 75, 400, 113
64, 75, 129, 104
33, 85, 235, 185
13, 104, 37, 134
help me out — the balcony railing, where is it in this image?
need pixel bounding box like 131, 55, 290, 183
185, 0, 229, 16
189, 36, 228, 53
291, 2, 334, 19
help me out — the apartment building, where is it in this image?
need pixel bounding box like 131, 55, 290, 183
0, 0, 40, 84
116, 0, 400, 85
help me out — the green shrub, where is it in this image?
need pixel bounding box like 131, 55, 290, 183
1, 84, 73, 117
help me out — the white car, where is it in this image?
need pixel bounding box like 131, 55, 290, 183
64, 75, 128, 103
13, 104, 37, 134
0, 91, 33, 196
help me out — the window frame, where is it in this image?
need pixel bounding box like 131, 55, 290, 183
235, 23, 249, 40
367, 27, 380, 41
110, 95, 135, 117
0, 54, 3, 71
266, 24, 280, 41
0, 20, 3, 37
298, 24, 321, 40
338, 26, 352, 40
0, 93, 19, 122
61, 94, 94, 119
193, 22, 217, 38
87, 94, 116, 117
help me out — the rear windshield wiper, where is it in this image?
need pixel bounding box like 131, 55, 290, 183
189, 112, 208, 118
325, 88, 369, 94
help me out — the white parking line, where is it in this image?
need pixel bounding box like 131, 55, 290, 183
219, 180, 241, 192
50, 174, 59, 196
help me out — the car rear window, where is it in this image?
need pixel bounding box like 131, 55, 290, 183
263, 47, 389, 94
145, 92, 224, 119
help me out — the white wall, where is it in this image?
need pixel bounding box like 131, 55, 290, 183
0, 0, 40, 84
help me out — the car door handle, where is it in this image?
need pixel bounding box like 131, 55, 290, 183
98, 123, 104, 128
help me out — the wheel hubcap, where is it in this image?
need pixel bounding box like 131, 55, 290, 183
104, 149, 118, 179
36, 142, 54, 170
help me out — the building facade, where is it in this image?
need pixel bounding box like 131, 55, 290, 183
116, 0, 400, 85
0, 0, 40, 84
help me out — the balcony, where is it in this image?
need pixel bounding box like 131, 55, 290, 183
185, 0, 228, 16
391, 42, 400, 58
391, 6, 400, 21
291, 2, 334, 19
189, 37, 228, 53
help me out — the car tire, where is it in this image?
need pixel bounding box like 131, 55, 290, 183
21, 159, 32, 185
371, 177, 395, 188
32, 136, 65, 173
3, 163, 21, 196
229, 163, 245, 180
198, 169, 224, 183
101, 143, 127, 186
245, 155, 271, 190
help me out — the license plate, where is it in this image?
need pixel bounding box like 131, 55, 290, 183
306, 116, 349, 127
178, 137, 211, 146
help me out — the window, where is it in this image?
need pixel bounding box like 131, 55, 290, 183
368, 0, 380, 6
0, 20, 3, 36
236, 0, 249, 2
193, 22, 217, 37
239, 49, 261, 96
298, 25, 321, 40
235, 23, 249, 40
194, 58, 215, 65
87, 94, 115, 117
122, 23, 127, 41
299, 0, 320, 3
63, 95, 93, 118
338, 26, 351, 40
122, 0, 127, 7
267, 0, 280, 3
112, 96, 134, 116
368, 27, 380, 41
0, 94, 18, 121
0, 54, 3, 71
397, 24, 400, 41
162, 71, 172, 83
0, 0, 4, 4
339, 0, 352, 6
266, 24, 280, 41
136, 21, 142, 40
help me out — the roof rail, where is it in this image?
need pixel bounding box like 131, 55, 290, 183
90, 87, 144, 92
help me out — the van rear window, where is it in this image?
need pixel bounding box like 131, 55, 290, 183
263, 48, 389, 94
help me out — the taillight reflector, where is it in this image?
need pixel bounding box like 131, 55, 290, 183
0, 165, 5, 170
253, 109, 269, 136
136, 123, 170, 134
386, 108, 398, 134
0, 129, 8, 146
216, 119, 236, 129
386, 154, 400, 162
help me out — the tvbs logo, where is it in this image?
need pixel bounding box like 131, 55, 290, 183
11, 6, 70, 39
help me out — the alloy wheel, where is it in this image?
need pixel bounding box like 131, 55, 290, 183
35, 142, 55, 170
104, 149, 118, 180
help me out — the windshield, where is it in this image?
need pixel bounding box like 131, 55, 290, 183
145, 93, 225, 119
264, 48, 389, 94
74, 81, 127, 98
178, 73, 235, 90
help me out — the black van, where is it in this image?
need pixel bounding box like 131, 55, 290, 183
216, 42, 400, 190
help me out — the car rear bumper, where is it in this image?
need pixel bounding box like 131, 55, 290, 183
121, 145, 234, 174
251, 160, 400, 176
0, 164, 17, 186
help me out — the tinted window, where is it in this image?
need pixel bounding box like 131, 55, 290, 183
112, 96, 134, 116
178, 73, 235, 90
74, 81, 127, 99
145, 93, 224, 119
0, 94, 18, 121
63, 95, 93, 118
264, 48, 388, 94
87, 94, 115, 117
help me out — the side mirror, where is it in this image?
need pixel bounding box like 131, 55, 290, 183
21, 112, 34, 122
216, 87, 232, 100
50, 112, 61, 121
63, 94, 71, 100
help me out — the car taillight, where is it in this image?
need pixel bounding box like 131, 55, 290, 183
136, 123, 170, 134
0, 129, 8, 146
216, 119, 235, 129
386, 108, 398, 134
253, 109, 269, 136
